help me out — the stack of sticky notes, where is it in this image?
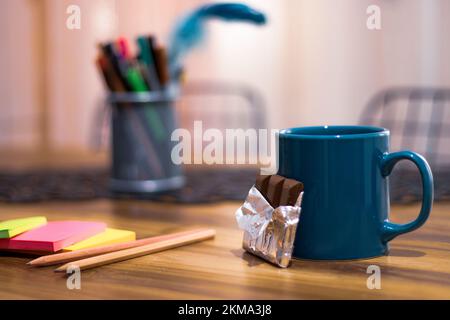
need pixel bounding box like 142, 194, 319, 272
63, 228, 135, 251
0, 216, 47, 238
0, 216, 135, 253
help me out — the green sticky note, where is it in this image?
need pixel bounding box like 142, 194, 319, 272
0, 216, 47, 238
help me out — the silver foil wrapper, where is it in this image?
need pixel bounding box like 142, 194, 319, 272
235, 186, 303, 268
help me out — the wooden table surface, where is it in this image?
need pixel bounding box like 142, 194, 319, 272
0, 150, 449, 299
0, 199, 449, 299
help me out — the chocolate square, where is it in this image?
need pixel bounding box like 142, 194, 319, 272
279, 179, 304, 206
265, 175, 285, 208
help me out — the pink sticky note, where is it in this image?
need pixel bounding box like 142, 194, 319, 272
0, 221, 106, 252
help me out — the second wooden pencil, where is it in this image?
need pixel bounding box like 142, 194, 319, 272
55, 228, 216, 272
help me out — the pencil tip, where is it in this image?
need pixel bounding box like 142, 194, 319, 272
54, 266, 65, 272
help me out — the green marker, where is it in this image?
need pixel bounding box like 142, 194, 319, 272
126, 67, 148, 92
137, 36, 161, 91
125, 65, 166, 142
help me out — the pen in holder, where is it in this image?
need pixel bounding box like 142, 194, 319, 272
108, 90, 185, 194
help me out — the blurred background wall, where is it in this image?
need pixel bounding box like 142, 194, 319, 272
0, 0, 449, 151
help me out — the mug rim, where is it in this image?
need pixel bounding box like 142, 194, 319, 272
279, 125, 389, 140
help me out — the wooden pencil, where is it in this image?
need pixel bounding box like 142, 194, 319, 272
54, 228, 215, 272
28, 229, 209, 267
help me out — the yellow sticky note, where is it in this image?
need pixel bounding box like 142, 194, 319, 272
0, 216, 47, 238
63, 228, 136, 251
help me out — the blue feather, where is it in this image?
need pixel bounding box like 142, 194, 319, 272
168, 3, 267, 79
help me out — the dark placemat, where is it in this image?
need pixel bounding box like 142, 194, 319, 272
0, 167, 448, 204
0, 168, 110, 203
0, 168, 257, 203
388, 167, 450, 204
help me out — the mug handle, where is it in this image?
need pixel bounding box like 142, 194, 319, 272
380, 151, 434, 242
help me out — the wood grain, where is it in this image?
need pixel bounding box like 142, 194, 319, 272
0, 150, 448, 299
0, 199, 449, 299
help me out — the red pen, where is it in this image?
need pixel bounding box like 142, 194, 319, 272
117, 36, 131, 59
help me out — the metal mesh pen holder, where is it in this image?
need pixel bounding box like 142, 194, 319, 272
108, 91, 185, 194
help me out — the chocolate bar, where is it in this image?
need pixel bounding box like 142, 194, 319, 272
265, 175, 285, 207
280, 178, 304, 206
255, 175, 304, 208
255, 174, 271, 195
236, 174, 305, 267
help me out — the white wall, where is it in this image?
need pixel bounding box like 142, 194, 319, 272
0, 0, 43, 148
283, 0, 383, 127
0, 0, 449, 149
209, 0, 450, 128
44, 0, 210, 149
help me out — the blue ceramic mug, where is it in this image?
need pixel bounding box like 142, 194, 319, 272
278, 126, 433, 260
